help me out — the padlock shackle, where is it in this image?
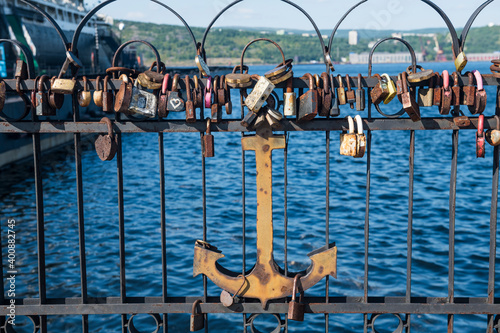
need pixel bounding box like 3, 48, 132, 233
200, 0, 328, 72
442, 71, 450, 90
71, 0, 197, 58
368, 37, 417, 77
346, 116, 355, 134
0, 40, 35, 79
478, 114, 485, 137
205, 118, 211, 135
95, 76, 102, 92
161, 74, 170, 95
191, 299, 203, 315
459, 0, 494, 52
111, 40, 161, 73
495, 115, 500, 131
337, 75, 344, 89
354, 115, 364, 135
321, 73, 330, 94
103, 76, 110, 92
99, 117, 114, 139
345, 74, 352, 92
302, 73, 315, 90
38, 75, 49, 92
240, 38, 286, 74
327, 0, 368, 73
172, 74, 180, 92
205, 76, 213, 109
291, 274, 304, 302
473, 70, 484, 91
467, 72, 474, 87
82, 76, 88, 92
185, 76, 192, 102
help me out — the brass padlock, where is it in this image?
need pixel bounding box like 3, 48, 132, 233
94, 117, 118, 161
462, 72, 476, 106
382, 74, 397, 104
356, 74, 365, 111
283, 76, 296, 117
407, 65, 434, 83
455, 51, 468, 73
340, 116, 357, 157
345, 74, 355, 109
297, 73, 318, 123
102, 76, 114, 113
78, 76, 92, 107
137, 66, 163, 90
354, 115, 366, 158
440, 70, 452, 115
245, 75, 275, 113
185, 75, 196, 123
225, 65, 251, 89
417, 75, 434, 107
486, 115, 500, 147
469, 70, 487, 115
51, 51, 82, 94
288, 275, 305, 322
48, 77, 64, 110
190, 299, 204, 332
337, 75, 347, 105
158, 74, 170, 118
202, 118, 214, 158
370, 74, 389, 105
400, 72, 421, 122
94, 76, 103, 108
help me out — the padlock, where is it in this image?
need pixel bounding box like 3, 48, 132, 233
455, 51, 468, 73
297, 73, 318, 123
265, 106, 283, 129
477, 114, 485, 158
462, 72, 476, 106
288, 275, 305, 322
329, 74, 340, 117
224, 79, 232, 115
451, 72, 461, 107
253, 112, 267, 129
51, 51, 83, 94
94, 76, 103, 108
15, 60, 28, 80
244, 75, 275, 113
210, 76, 222, 123
433, 73, 442, 107
192, 75, 205, 116
157, 74, 170, 118
94, 117, 118, 161
370, 74, 389, 105
190, 299, 204, 331
185, 75, 196, 123
48, 77, 64, 110
400, 72, 421, 122
313, 74, 323, 113
354, 115, 366, 158
225, 65, 252, 88
396, 73, 404, 103
78, 76, 92, 107
220, 275, 246, 307
417, 74, 434, 107
283, 76, 296, 117
217, 75, 227, 109
204, 76, 213, 110
320, 72, 332, 116
356, 74, 365, 111
102, 76, 114, 113
36, 75, 55, 116
114, 75, 133, 114
469, 70, 487, 115
202, 118, 214, 158
128, 80, 158, 117
167, 74, 185, 112
486, 115, 500, 146
195, 45, 210, 77
241, 111, 258, 128
137, 66, 163, 90
345, 74, 355, 109
440, 70, 452, 115
407, 65, 434, 83
337, 75, 347, 105
382, 74, 397, 104
340, 116, 357, 157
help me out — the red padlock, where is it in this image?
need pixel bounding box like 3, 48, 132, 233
476, 114, 485, 158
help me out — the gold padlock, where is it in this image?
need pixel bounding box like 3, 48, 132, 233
454, 51, 468, 73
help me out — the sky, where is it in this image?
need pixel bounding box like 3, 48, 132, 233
83, 0, 499, 32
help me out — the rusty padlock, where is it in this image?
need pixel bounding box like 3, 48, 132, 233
202, 118, 214, 158
211, 76, 222, 123
451, 72, 461, 107
245, 75, 275, 113
94, 117, 118, 161
345, 74, 355, 109
102, 76, 114, 113
329, 74, 340, 117
400, 72, 420, 122
167, 74, 185, 112
157, 74, 170, 118
370, 74, 389, 105
48, 77, 64, 110
486, 115, 500, 146
469, 70, 487, 115
337, 75, 347, 105
297, 73, 318, 123
417, 75, 434, 107
288, 274, 305, 321
356, 74, 365, 111
319, 72, 332, 117
283, 76, 296, 117
340, 116, 357, 157
477, 114, 485, 158
185, 75, 196, 123
114, 75, 133, 114
354, 115, 366, 158
78, 76, 92, 107
440, 70, 452, 115
433, 73, 442, 107
190, 299, 204, 332
35, 75, 55, 116
462, 72, 476, 106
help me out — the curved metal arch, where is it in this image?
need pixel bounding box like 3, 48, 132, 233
368, 37, 417, 77
459, 0, 495, 50
0, 39, 35, 79
200, 0, 328, 70
239, 38, 286, 73
111, 40, 161, 72
19, 0, 69, 51
327, 0, 368, 68
71, 0, 197, 55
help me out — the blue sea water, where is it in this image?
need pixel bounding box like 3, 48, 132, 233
0, 61, 499, 332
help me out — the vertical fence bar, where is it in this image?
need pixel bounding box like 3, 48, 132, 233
487, 87, 500, 333
159, 132, 168, 333
448, 129, 459, 333
406, 130, 415, 332
325, 130, 330, 333
116, 115, 127, 332
33, 130, 47, 332
363, 129, 372, 333
284, 131, 288, 277
201, 129, 208, 333
73, 96, 88, 332
240, 91, 247, 333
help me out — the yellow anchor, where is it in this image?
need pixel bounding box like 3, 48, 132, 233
193, 123, 337, 308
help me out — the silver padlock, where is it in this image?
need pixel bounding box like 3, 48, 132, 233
129, 80, 157, 118
244, 75, 275, 113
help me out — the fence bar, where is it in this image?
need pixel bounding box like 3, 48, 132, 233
448, 129, 459, 333
73, 95, 88, 333
159, 132, 168, 333
325, 130, 330, 333
363, 129, 372, 333
201, 130, 208, 333
406, 130, 415, 331
240, 91, 248, 333
284, 132, 288, 277
487, 86, 500, 333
